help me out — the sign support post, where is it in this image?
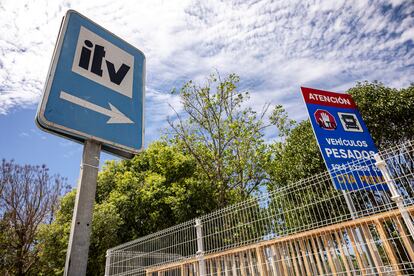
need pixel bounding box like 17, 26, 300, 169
64, 140, 101, 276
342, 190, 357, 218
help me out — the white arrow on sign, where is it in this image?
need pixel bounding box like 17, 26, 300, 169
59, 91, 134, 124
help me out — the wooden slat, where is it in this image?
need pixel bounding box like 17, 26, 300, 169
361, 223, 384, 275
357, 230, 371, 270
232, 255, 237, 276
394, 216, 414, 262
224, 256, 230, 276
269, 245, 281, 276
262, 248, 272, 276
246, 250, 254, 276
346, 227, 366, 276
278, 244, 290, 276
310, 236, 325, 275
316, 235, 331, 274
304, 239, 317, 275
255, 247, 267, 276
322, 234, 337, 275
328, 234, 343, 272
293, 241, 306, 275
217, 258, 222, 276
240, 253, 247, 276
288, 241, 301, 276
209, 259, 214, 276
196, 262, 200, 276
282, 242, 293, 275
374, 219, 402, 276
326, 233, 343, 274
333, 231, 351, 276
338, 229, 355, 272
298, 239, 312, 276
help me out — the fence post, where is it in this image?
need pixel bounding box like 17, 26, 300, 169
105, 250, 112, 276
374, 153, 414, 239
195, 219, 206, 276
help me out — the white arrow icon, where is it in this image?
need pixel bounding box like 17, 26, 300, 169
59, 91, 134, 124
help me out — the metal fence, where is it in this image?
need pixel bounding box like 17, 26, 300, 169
105, 140, 414, 276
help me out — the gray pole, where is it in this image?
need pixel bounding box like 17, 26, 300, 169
64, 140, 101, 276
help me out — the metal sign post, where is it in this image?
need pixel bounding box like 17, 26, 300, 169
64, 140, 101, 276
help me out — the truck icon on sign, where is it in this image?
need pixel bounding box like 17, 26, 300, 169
338, 112, 363, 132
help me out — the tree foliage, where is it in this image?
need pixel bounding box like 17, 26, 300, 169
349, 81, 414, 149
168, 73, 269, 206
36, 190, 75, 275
0, 160, 65, 276
267, 105, 324, 189
37, 141, 223, 276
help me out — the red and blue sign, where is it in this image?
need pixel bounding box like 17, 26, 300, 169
301, 87, 387, 191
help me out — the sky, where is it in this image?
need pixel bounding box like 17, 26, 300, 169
0, 0, 413, 186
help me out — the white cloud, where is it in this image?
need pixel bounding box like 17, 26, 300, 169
0, 0, 412, 140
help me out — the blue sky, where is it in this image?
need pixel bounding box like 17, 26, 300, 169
0, 0, 413, 186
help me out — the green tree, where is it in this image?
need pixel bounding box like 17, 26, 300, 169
36, 190, 124, 276
348, 81, 414, 149
36, 190, 75, 276
96, 141, 219, 240
168, 73, 269, 207
267, 105, 324, 187
37, 141, 224, 275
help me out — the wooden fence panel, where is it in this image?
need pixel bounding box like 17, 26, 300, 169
146, 209, 414, 276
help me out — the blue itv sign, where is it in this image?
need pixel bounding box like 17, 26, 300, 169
301, 87, 387, 191
36, 10, 145, 158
